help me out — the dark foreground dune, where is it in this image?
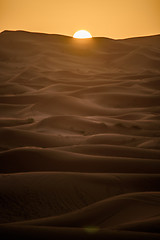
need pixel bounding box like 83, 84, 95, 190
0, 30, 160, 239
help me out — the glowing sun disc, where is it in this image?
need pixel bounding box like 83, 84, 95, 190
73, 30, 92, 39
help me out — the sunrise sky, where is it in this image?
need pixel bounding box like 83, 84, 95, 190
0, 0, 160, 39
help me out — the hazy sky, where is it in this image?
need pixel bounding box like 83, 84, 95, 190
0, 0, 160, 39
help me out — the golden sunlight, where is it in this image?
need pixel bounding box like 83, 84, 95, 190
73, 30, 92, 39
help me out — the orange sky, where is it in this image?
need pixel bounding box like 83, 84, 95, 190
0, 0, 160, 39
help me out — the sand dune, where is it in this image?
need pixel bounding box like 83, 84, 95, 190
0, 172, 160, 223
9, 192, 160, 229
0, 30, 160, 239
1, 147, 160, 173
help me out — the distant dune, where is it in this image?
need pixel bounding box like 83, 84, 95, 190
0, 30, 160, 239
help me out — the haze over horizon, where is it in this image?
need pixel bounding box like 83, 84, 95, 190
0, 0, 160, 39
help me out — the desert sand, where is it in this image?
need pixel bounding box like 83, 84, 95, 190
0, 30, 160, 239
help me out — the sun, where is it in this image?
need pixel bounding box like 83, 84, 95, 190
73, 30, 92, 39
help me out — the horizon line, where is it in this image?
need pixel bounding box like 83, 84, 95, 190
1, 29, 160, 41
